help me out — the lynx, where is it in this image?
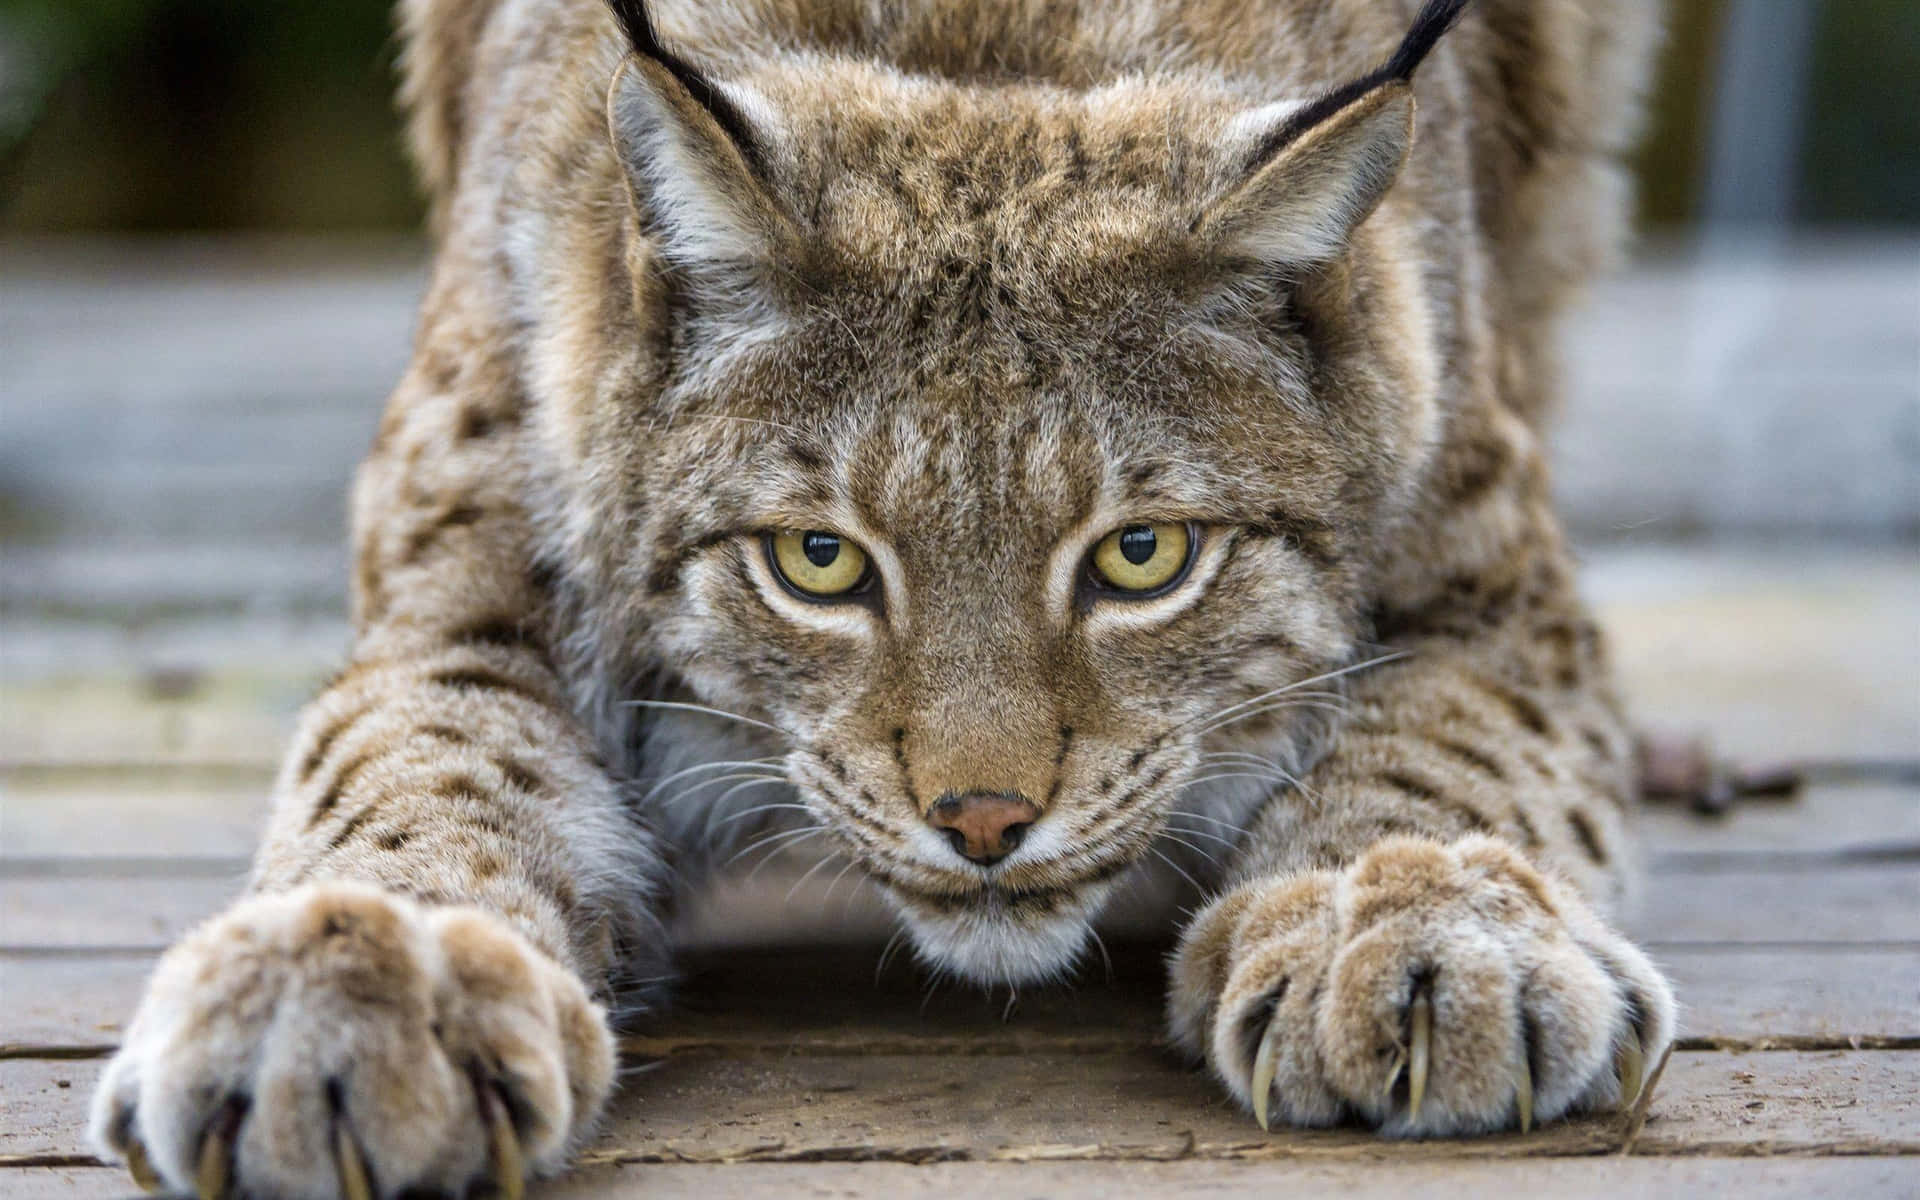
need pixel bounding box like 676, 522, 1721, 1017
92, 0, 1673, 1194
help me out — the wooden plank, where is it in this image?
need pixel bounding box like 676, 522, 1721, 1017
5, 942, 1914, 1061
10, 1157, 1919, 1200
1664, 947, 1920, 1043
0, 1060, 94, 1159
550, 1159, 1920, 1200
1631, 864, 1920, 945
7, 858, 1912, 954
6, 1050, 1917, 1163
1586, 547, 1920, 763
0, 1171, 122, 1199
584, 1048, 1920, 1161
0, 877, 237, 952
4, 753, 1911, 867
0, 673, 313, 769
1640, 784, 1920, 855
1, 772, 268, 861
0, 956, 154, 1051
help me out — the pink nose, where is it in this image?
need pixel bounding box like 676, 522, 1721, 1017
926, 792, 1040, 865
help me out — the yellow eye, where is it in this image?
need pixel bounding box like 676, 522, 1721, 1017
1090, 522, 1193, 594
769, 530, 871, 598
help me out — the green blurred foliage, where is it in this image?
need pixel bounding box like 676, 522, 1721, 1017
0, 0, 1911, 232
1, 0, 422, 230
1798, 0, 1920, 225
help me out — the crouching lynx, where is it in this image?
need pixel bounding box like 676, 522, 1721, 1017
94, 0, 1674, 1192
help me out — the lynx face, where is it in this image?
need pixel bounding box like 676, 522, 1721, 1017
553, 25, 1445, 984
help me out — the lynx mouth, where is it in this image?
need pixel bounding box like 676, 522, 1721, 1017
882, 876, 1117, 986
879, 852, 1139, 917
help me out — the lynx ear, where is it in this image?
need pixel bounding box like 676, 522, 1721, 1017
1195, 0, 1468, 265
605, 0, 795, 269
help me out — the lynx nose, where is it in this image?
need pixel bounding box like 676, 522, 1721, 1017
927, 791, 1041, 866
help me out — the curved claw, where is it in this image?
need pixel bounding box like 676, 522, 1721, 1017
1616, 1034, 1646, 1111
1407, 989, 1432, 1126
1515, 1051, 1534, 1134
124, 1137, 163, 1194
333, 1117, 374, 1200
1250, 1016, 1283, 1132
195, 1123, 231, 1200
479, 1079, 525, 1200
194, 1096, 245, 1200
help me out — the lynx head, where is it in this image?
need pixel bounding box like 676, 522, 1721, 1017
561, 0, 1467, 985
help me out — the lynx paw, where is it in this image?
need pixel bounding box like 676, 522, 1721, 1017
1169, 835, 1673, 1136
91, 883, 615, 1198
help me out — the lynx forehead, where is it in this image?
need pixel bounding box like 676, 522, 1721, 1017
93, 2, 1675, 1194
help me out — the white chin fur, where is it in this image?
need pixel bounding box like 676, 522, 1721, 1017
887, 882, 1112, 987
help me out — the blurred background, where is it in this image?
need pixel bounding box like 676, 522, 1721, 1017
4, 0, 1917, 231
1, 0, 1915, 880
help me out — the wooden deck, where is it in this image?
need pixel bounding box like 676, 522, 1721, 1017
2, 241, 1917, 1194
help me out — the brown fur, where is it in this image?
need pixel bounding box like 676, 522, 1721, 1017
94, 1, 1673, 1191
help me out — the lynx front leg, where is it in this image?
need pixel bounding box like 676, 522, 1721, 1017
1170, 836, 1672, 1135
1170, 545, 1676, 1135
92, 338, 668, 1195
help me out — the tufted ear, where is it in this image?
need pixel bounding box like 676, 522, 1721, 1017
1195, 0, 1468, 266
604, 0, 796, 272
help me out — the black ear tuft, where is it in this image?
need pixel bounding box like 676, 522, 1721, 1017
605, 0, 762, 164
1247, 0, 1471, 168
1381, 0, 1473, 84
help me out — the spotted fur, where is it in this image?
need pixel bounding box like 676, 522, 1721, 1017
95, 0, 1672, 1191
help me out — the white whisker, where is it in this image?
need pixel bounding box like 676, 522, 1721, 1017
875, 928, 909, 983
1149, 845, 1206, 896
1154, 829, 1223, 870
821, 856, 863, 908
714, 800, 813, 827
1164, 809, 1248, 833
1169, 651, 1410, 739
1179, 770, 1293, 791
723, 824, 825, 870
1192, 697, 1350, 737
784, 849, 847, 904
1160, 820, 1242, 852
638, 757, 783, 805
622, 699, 794, 739
656, 771, 786, 809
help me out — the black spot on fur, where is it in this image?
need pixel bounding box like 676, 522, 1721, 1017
401, 503, 486, 565
300, 704, 373, 782
1568, 809, 1608, 864
449, 616, 541, 652
1433, 738, 1507, 781
1379, 769, 1496, 833
306, 751, 379, 829
428, 668, 555, 709
1479, 678, 1552, 738
495, 755, 547, 795
326, 806, 379, 851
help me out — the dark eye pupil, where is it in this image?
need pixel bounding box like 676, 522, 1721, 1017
801, 531, 840, 567
1118, 526, 1157, 565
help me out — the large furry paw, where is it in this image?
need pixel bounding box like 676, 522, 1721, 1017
1168, 835, 1673, 1137
91, 883, 615, 1198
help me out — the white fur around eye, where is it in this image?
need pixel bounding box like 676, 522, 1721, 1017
1081, 536, 1226, 635
742, 538, 882, 639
